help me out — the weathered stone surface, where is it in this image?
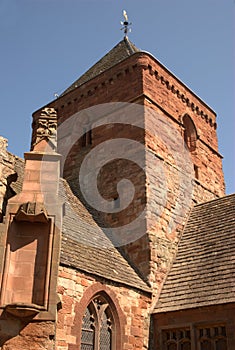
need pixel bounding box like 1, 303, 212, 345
0, 137, 24, 221
0, 320, 55, 350
42, 44, 224, 299
56, 266, 151, 350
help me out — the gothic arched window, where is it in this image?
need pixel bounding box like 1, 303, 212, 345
81, 294, 114, 350
183, 114, 197, 152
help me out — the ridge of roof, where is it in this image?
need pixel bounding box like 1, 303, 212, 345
62, 37, 140, 95
154, 194, 235, 313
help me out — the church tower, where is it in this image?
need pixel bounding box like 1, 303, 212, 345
0, 14, 232, 349
35, 35, 225, 294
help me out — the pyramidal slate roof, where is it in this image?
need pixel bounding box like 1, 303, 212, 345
59, 179, 150, 293
63, 37, 140, 95
154, 194, 235, 313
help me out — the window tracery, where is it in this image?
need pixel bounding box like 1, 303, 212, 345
81, 295, 114, 350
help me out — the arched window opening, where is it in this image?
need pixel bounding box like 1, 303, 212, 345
183, 114, 197, 152
81, 294, 114, 350
81, 305, 95, 350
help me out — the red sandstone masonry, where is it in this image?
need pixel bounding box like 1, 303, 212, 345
56, 266, 151, 350
29, 50, 226, 347
0, 137, 24, 221
1, 322, 55, 350
37, 52, 224, 200
0, 109, 62, 350
33, 50, 225, 292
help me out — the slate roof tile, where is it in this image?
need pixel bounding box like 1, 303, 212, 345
62, 37, 140, 95
154, 194, 235, 313
60, 179, 150, 293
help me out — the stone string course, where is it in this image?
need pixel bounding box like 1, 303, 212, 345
145, 63, 217, 129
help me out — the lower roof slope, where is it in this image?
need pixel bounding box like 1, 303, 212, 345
154, 194, 235, 313
60, 180, 150, 293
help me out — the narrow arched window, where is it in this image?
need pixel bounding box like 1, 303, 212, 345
81, 295, 114, 350
183, 114, 197, 152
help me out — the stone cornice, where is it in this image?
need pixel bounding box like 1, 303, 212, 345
141, 62, 217, 130
39, 53, 217, 134
35, 62, 139, 115
140, 94, 223, 159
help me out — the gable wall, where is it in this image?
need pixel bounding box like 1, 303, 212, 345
56, 265, 151, 350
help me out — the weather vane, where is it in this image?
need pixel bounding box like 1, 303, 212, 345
120, 10, 132, 38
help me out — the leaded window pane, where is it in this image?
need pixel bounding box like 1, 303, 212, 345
81, 307, 95, 350
216, 339, 227, 350
200, 340, 212, 350
167, 343, 177, 350
162, 328, 191, 350
81, 295, 115, 350
99, 309, 112, 350
180, 341, 191, 350
198, 326, 227, 350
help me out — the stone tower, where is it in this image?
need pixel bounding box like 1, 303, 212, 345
33, 37, 225, 293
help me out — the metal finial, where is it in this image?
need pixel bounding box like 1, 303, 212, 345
120, 10, 132, 38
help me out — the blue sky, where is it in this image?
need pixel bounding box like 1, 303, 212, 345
0, 0, 234, 194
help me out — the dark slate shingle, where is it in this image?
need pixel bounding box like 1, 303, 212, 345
62, 37, 140, 95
